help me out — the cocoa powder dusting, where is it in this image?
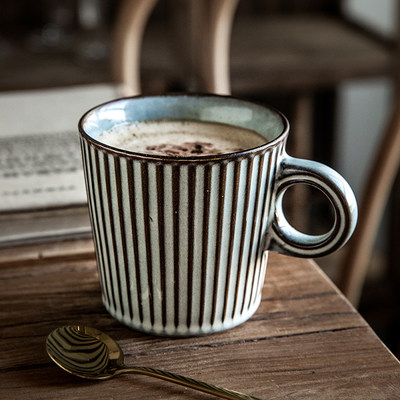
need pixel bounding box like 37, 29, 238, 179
145, 141, 243, 156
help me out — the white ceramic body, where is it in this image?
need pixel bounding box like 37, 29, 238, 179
79, 94, 357, 336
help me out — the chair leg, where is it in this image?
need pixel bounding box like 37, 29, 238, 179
338, 96, 400, 307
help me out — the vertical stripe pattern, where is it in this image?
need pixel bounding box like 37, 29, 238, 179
80, 138, 285, 336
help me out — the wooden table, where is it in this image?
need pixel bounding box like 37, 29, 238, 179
1, 241, 399, 399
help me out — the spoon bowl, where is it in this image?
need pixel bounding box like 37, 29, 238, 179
46, 326, 122, 380
46, 326, 262, 400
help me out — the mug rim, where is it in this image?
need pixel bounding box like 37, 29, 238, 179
78, 93, 290, 162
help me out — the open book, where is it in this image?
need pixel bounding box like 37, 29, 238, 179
0, 84, 122, 247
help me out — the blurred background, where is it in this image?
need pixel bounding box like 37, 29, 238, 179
0, 0, 398, 356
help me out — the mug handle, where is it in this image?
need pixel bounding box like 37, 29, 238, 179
268, 154, 358, 258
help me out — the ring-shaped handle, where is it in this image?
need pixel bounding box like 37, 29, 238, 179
268, 155, 358, 258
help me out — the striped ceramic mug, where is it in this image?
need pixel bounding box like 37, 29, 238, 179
79, 94, 357, 336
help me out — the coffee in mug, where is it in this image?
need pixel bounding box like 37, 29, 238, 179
97, 119, 266, 156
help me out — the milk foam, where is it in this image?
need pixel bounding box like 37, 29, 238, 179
97, 119, 266, 156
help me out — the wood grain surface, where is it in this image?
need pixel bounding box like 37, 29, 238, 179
1, 247, 399, 399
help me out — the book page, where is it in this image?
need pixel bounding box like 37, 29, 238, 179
0, 130, 86, 211
0, 84, 120, 212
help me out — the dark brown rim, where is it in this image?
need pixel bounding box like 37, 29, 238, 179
78, 93, 290, 162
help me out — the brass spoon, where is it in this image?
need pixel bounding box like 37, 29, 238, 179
46, 326, 262, 400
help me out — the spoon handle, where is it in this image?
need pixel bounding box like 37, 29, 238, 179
117, 366, 263, 400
